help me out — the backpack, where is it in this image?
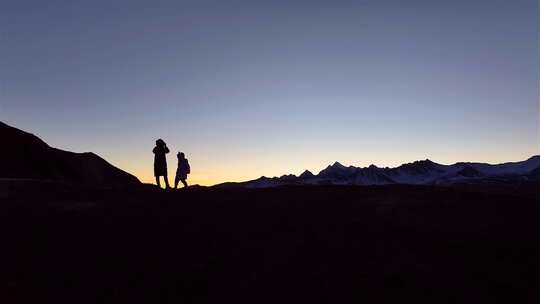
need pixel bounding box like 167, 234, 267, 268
185, 160, 191, 174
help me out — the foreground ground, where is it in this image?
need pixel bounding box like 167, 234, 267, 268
1, 182, 539, 303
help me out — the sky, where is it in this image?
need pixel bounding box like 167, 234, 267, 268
1, 0, 539, 185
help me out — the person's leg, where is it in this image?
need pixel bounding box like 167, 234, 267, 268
181, 179, 188, 188
174, 177, 179, 189
155, 176, 161, 188
164, 175, 171, 189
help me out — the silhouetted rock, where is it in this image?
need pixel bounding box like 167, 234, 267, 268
0, 121, 140, 186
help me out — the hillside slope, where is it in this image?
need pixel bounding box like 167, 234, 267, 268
0, 121, 140, 186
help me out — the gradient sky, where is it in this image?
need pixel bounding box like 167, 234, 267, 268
1, 0, 539, 185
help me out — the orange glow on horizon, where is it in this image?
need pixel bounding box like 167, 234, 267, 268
121, 147, 539, 187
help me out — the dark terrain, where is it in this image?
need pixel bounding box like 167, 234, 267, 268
1, 121, 539, 302
0, 121, 139, 186
2, 182, 539, 303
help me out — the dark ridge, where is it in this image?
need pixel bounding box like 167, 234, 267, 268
0, 121, 140, 186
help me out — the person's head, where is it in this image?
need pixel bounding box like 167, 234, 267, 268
177, 152, 185, 159
156, 139, 165, 147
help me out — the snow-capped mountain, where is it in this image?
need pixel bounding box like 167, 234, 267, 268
237, 156, 540, 188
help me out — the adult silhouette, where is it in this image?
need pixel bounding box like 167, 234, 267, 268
175, 152, 190, 189
153, 139, 170, 188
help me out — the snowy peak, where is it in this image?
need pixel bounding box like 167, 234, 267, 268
526, 155, 540, 162
518, 155, 540, 172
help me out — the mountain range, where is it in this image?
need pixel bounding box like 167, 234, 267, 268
2, 120, 538, 188
230, 156, 540, 188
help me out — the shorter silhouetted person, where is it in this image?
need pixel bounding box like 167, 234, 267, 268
175, 152, 190, 189
153, 139, 171, 189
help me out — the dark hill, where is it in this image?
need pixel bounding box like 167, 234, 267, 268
0, 121, 140, 186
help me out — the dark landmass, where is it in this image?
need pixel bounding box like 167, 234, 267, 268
1, 121, 539, 302
0, 121, 140, 186
2, 183, 539, 303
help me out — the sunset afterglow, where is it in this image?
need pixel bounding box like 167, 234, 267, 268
2, 0, 538, 186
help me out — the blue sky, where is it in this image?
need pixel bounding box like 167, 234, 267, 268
1, 0, 538, 184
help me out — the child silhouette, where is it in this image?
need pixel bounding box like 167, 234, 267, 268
175, 152, 190, 189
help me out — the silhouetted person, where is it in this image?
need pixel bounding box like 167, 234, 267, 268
153, 139, 170, 189
174, 152, 190, 189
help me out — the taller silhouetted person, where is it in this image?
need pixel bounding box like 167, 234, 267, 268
153, 139, 170, 189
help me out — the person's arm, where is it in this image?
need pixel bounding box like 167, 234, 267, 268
152, 147, 157, 153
